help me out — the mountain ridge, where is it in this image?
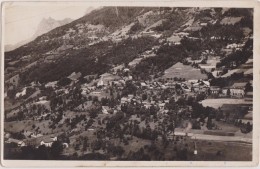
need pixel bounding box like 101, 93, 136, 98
4, 7, 253, 87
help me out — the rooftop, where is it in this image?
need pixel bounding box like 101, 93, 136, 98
231, 82, 247, 88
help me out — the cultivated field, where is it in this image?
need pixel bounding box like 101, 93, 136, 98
163, 62, 207, 81
200, 99, 251, 109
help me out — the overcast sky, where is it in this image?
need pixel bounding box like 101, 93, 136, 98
4, 2, 99, 45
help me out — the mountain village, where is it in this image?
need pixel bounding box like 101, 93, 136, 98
4, 7, 253, 160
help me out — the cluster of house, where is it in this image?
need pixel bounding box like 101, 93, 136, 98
179, 80, 250, 99
120, 93, 170, 113
4, 132, 26, 147
5, 131, 69, 149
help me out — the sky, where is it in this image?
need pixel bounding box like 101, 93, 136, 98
4, 2, 99, 45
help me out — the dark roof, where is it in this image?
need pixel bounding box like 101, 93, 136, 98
42, 138, 55, 143
231, 82, 247, 89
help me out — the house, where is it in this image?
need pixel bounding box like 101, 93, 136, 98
121, 97, 128, 104
210, 86, 221, 96
99, 73, 121, 86
142, 30, 155, 36
6, 138, 26, 147
164, 100, 170, 103
192, 86, 209, 94
123, 68, 130, 72
128, 94, 134, 100
16, 87, 27, 98
191, 80, 210, 94
31, 133, 43, 138
230, 82, 247, 98
180, 83, 191, 92
63, 143, 69, 148
127, 75, 133, 80
221, 87, 229, 96
4, 132, 11, 139
141, 82, 147, 88
40, 136, 58, 147
143, 101, 152, 109
89, 35, 99, 41
90, 91, 101, 96
102, 106, 111, 114
97, 78, 104, 87
23, 130, 33, 138
159, 103, 166, 111
200, 22, 208, 26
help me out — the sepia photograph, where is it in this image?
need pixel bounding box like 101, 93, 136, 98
1, 0, 259, 167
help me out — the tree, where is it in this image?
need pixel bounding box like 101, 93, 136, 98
93, 96, 99, 103
227, 88, 231, 97
50, 141, 64, 159
142, 93, 148, 101
83, 137, 88, 152
36, 145, 49, 160
245, 82, 253, 93
187, 96, 194, 105
89, 106, 100, 118
196, 93, 206, 101
177, 148, 188, 160
57, 77, 71, 86
166, 97, 177, 110
176, 97, 186, 107
7, 88, 17, 100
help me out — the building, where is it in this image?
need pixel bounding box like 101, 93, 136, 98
221, 87, 229, 97
98, 73, 121, 86
159, 103, 166, 111
121, 97, 128, 104
209, 86, 221, 96
230, 82, 246, 98
142, 30, 155, 36
141, 82, 148, 89
191, 80, 210, 94
6, 138, 26, 147
102, 106, 111, 114
40, 136, 58, 147
97, 77, 104, 87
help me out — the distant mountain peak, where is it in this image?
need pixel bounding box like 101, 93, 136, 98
34, 17, 73, 38
5, 17, 73, 52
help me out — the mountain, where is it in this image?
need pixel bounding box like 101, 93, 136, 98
4, 7, 253, 86
4, 17, 73, 52
33, 17, 73, 38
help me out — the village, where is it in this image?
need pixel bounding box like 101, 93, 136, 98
4, 39, 253, 160
3, 7, 253, 160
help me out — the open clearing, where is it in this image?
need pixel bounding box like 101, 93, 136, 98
163, 62, 207, 80
200, 98, 251, 109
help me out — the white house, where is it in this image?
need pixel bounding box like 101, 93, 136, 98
230, 82, 246, 98
121, 97, 128, 104
159, 103, 166, 111
97, 78, 104, 87
102, 106, 110, 114
6, 138, 26, 147
40, 136, 57, 147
